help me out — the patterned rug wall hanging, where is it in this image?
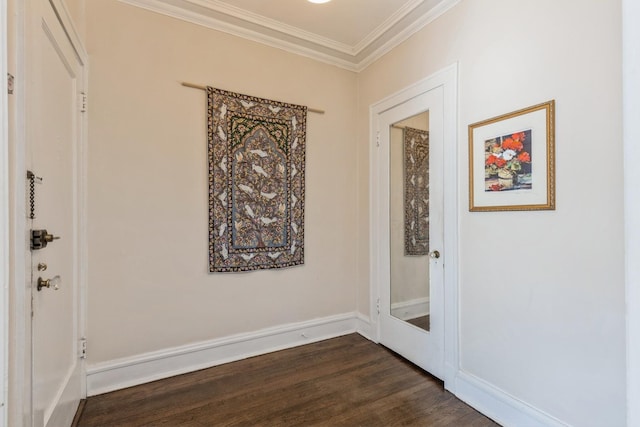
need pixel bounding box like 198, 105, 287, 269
208, 87, 307, 272
404, 127, 429, 256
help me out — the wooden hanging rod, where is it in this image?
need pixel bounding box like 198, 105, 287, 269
391, 124, 429, 131
181, 82, 325, 114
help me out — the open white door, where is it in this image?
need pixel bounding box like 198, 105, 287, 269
370, 65, 458, 385
25, 0, 86, 425
375, 88, 445, 379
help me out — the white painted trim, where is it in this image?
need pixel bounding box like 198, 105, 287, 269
183, 0, 354, 55
352, 0, 424, 55
49, 0, 91, 403
455, 371, 569, 427
118, 0, 359, 71
1, 1, 9, 426
116, 0, 461, 72
356, 0, 461, 71
48, 0, 88, 64
441, 61, 459, 393
78, 48, 89, 404
624, 0, 640, 425
11, 0, 31, 424
355, 313, 373, 341
390, 297, 430, 321
182, 0, 425, 58
87, 313, 360, 396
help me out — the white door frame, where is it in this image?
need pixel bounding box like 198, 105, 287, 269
623, 0, 640, 425
1, 0, 10, 426
9, 1, 88, 426
9, 0, 30, 423
369, 63, 459, 390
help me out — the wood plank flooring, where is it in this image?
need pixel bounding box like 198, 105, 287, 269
77, 334, 499, 426
406, 315, 430, 331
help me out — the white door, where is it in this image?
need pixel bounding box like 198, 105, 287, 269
26, 0, 85, 425
374, 87, 445, 379
1, 1, 9, 426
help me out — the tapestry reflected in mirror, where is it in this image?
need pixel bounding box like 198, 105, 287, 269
389, 111, 430, 331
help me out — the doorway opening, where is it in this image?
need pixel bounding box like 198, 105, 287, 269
369, 64, 459, 388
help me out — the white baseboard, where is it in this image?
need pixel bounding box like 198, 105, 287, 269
86, 312, 360, 396
355, 313, 373, 340
390, 297, 429, 321
86, 312, 568, 427
455, 370, 569, 427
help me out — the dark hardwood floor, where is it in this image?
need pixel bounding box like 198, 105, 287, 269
77, 334, 499, 426
406, 315, 430, 331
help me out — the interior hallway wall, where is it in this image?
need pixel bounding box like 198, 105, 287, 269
356, 1, 625, 426
85, 0, 358, 365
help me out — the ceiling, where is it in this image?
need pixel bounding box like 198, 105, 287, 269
120, 0, 460, 71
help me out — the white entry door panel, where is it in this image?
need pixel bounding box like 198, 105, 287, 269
26, 1, 85, 425
374, 87, 445, 379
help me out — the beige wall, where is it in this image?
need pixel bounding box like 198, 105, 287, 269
81, 0, 625, 425
85, 0, 358, 363
357, 1, 625, 426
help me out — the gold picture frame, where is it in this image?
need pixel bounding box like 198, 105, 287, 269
469, 100, 555, 212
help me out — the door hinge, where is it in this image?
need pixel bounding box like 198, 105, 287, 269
79, 92, 87, 113
376, 131, 380, 147
7, 73, 14, 95
80, 337, 87, 359
376, 297, 380, 315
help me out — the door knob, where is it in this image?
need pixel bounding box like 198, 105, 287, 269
37, 275, 61, 291
429, 250, 440, 259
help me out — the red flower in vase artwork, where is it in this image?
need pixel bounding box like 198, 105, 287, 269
484, 130, 532, 192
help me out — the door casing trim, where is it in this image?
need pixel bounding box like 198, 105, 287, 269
1, 0, 10, 425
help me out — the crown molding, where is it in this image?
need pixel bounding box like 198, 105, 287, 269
183, 0, 355, 55
356, 0, 461, 71
352, 0, 424, 55
117, 0, 461, 72
119, 0, 360, 70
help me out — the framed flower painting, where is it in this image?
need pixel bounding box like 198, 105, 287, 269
468, 100, 555, 211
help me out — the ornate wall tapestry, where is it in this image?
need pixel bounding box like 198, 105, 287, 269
208, 87, 307, 272
404, 127, 429, 256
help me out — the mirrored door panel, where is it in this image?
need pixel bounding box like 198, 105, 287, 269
390, 111, 430, 331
